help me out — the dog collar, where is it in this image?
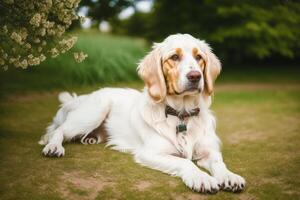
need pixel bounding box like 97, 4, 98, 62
165, 105, 200, 134
165, 105, 200, 119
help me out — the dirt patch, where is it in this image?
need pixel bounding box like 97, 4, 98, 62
260, 177, 300, 196
168, 180, 179, 188
237, 193, 257, 200
225, 130, 267, 145
58, 171, 115, 200
223, 112, 300, 145
185, 193, 209, 200
134, 180, 153, 191
171, 193, 208, 200
283, 190, 300, 196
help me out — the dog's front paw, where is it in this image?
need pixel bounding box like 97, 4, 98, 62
214, 170, 245, 192
42, 143, 65, 157
182, 169, 219, 194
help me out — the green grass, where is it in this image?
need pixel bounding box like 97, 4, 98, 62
0, 83, 299, 200
0, 32, 147, 93
1, 32, 299, 95
218, 65, 300, 83
0, 33, 300, 199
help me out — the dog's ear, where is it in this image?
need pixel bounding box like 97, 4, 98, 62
196, 40, 221, 107
138, 45, 166, 102
203, 48, 221, 96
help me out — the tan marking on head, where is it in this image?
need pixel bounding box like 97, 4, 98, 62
199, 59, 205, 70
193, 47, 205, 70
163, 57, 180, 94
192, 47, 198, 56
175, 48, 183, 58
203, 50, 221, 96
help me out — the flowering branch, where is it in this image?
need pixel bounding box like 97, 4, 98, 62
0, 0, 87, 70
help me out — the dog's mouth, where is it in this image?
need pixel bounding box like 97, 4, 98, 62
187, 84, 200, 91
175, 85, 202, 95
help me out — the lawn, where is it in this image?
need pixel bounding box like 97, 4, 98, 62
0, 33, 299, 200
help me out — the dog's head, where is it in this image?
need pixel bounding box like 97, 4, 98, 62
138, 34, 221, 103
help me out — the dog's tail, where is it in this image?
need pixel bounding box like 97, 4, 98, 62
58, 92, 77, 104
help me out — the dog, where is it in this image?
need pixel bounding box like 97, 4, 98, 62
39, 34, 245, 193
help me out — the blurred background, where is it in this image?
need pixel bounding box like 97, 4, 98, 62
1, 0, 299, 91
0, 1, 299, 200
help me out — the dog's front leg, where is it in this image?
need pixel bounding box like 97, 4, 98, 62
196, 149, 246, 192
134, 150, 219, 193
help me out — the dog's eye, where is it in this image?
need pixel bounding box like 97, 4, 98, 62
170, 54, 180, 61
195, 54, 202, 61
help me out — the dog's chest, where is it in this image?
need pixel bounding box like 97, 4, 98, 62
165, 116, 203, 160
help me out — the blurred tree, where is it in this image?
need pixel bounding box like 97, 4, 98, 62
111, 11, 151, 37
80, 0, 133, 22
207, 0, 300, 61
120, 0, 300, 62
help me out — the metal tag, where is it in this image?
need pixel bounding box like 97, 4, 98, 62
176, 121, 187, 134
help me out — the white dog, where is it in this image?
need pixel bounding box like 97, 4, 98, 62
39, 34, 245, 193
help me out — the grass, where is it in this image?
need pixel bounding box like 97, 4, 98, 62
0, 32, 147, 93
1, 31, 299, 94
0, 83, 299, 200
0, 32, 300, 199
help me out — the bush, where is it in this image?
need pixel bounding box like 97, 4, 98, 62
0, 0, 87, 70
0, 32, 148, 92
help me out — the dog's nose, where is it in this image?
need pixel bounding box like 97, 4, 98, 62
186, 71, 201, 83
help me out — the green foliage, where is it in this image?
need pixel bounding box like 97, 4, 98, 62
1, 33, 299, 93
0, 0, 85, 69
120, 0, 300, 62
53, 32, 146, 85
112, 11, 151, 37
209, 0, 300, 59
80, 0, 133, 21
0, 32, 147, 92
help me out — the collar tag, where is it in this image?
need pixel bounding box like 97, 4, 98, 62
165, 105, 199, 135
176, 121, 187, 134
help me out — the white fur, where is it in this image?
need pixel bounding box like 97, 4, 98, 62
39, 34, 245, 193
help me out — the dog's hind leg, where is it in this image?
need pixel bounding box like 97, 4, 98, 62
38, 107, 69, 146
79, 124, 105, 145
42, 91, 111, 157
39, 92, 82, 146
